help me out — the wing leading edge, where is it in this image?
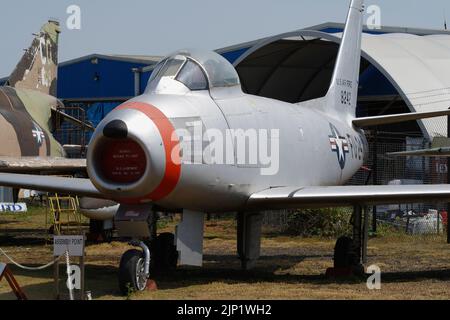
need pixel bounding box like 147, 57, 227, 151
0, 157, 86, 174
0, 173, 107, 199
247, 185, 450, 210
2, 176, 450, 211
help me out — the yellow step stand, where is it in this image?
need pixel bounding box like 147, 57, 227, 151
46, 194, 82, 237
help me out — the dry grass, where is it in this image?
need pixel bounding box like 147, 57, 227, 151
0, 207, 449, 300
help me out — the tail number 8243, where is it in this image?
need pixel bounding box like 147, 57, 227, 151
341, 90, 352, 106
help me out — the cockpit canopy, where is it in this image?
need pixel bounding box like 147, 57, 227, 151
145, 49, 241, 93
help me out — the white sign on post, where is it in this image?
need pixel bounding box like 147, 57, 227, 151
53, 235, 85, 257
0, 203, 27, 213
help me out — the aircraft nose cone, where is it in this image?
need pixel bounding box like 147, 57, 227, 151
103, 120, 128, 139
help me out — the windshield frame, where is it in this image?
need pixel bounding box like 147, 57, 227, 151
145, 50, 241, 93
174, 57, 209, 91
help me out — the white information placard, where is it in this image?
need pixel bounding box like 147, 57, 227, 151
53, 235, 85, 257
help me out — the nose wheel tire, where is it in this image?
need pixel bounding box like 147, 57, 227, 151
118, 249, 148, 295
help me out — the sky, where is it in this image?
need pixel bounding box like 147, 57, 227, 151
1, 0, 449, 76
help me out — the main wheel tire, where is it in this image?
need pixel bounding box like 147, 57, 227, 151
118, 249, 148, 295
151, 233, 178, 272
333, 236, 358, 268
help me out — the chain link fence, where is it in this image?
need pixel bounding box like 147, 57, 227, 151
262, 131, 449, 236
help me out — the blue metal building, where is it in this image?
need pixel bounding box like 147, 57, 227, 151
57, 54, 161, 128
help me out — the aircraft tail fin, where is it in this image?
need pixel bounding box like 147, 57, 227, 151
8, 20, 60, 97
325, 0, 364, 122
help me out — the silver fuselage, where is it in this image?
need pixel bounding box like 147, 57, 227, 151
88, 85, 368, 213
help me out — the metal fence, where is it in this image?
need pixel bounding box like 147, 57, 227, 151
262, 131, 449, 236
54, 104, 91, 158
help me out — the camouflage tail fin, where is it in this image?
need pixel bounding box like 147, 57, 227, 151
8, 20, 60, 97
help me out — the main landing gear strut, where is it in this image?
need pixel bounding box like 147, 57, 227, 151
115, 205, 178, 295
237, 212, 263, 270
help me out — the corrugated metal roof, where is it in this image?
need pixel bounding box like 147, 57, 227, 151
217, 22, 450, 54
108, 54, 162, 63
307, 22, 450, 36
59, 54, 162, 67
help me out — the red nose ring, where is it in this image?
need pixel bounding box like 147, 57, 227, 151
115, 102, 181, 202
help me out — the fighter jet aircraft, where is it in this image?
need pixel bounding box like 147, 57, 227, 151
1, 20, 65, 159
2, 0, 450, 294
0, 20, 92, 164
0, 20, 95, 205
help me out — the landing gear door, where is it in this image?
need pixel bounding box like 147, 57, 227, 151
114, 204, 154, 238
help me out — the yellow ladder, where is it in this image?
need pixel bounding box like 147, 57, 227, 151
46, 194, 82, 236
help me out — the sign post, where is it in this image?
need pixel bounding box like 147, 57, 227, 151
53, 235, 86, 300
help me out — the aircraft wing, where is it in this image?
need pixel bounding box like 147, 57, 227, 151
0, 173, 107, 199
388, 147, 450, 157
247, 185, 450, 210
353, 109, 450, 127
0, 157, 86, 174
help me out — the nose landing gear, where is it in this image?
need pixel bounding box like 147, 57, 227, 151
118, 241, 151, 295
117, 206, 208, 295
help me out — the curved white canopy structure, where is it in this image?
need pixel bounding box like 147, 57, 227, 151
234, 31, 450, 139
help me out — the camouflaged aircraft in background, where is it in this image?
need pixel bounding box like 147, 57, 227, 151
0, 21, 109, 233
0, 20, 91, 170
